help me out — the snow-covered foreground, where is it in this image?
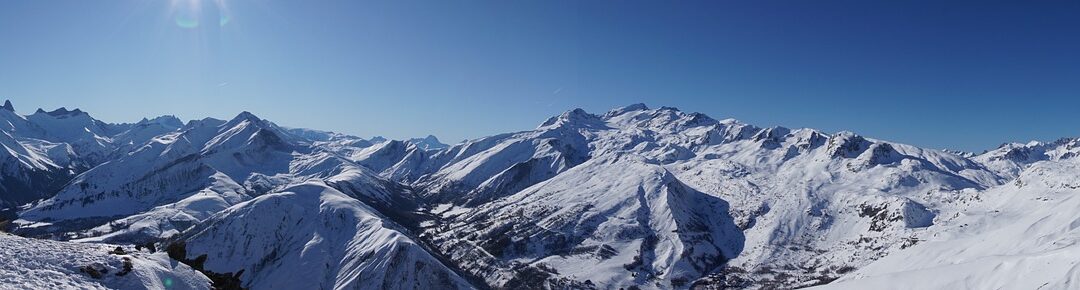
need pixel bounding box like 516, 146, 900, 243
814, 160, 1080, 290
0, 233, 208, 290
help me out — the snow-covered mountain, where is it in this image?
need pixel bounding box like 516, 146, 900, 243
346, 104, 1007, 288
25, 107, 128, 164
110, 116, 184, 151
408, 135, 449, 151
3, 107, 467, 289
13, 111, 404, 244
814, 157, 1080, 290
0, 101, 177, 210
175, 182, 473, 290
972, 137, 1080, 180
284, 127, 364, 142
0, 129, 76, 209
7, 102, 1080, 289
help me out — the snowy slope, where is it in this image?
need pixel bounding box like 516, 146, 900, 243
0, 101, 179, 209
5, 107, 470, 289
350, 109, 593, 207
0, 103, 84, 208
14, 111, 404, 244
110, 116, 184, 151
0, 101, 46, 137
813, 158, 1080, 290
0, 232, 209, 290
347, 104, 1006, 289
424, 155, 743, 289
284, 127, 364, 142
176, 182, 475, 290
24, 107, 120, 164
677, 130, 1001, 288
12, 102, 1080, 289
0, 130, 75, 208
973, 137, 1080, 179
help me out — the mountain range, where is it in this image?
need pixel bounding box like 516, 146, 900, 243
1, 100, 1077, 289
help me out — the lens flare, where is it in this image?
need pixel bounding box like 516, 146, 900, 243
175, 11, 199, 29
170, 0, 230, 29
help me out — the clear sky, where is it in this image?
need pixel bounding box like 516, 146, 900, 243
1, 1, 1078, 151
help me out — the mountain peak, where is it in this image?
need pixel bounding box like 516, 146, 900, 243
1, 100, 13, 111
183, 117, 226, 130
539, 108, 604, 129
140, 115, 184, 128
624, 103, 649, 110
408, 135, 448, 150
604, 103, 650, 118
826, 131, 872, 158
224, 111, 266, 128
234, 111, 260, 122
35, 107, 88, 118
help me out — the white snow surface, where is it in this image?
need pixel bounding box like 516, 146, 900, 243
15, 111, 401, 243
0, 232, 209, 290
0, 102, 180, 208
178, 181, 474, 290
814, 159, 1080, 290
350, 104, 1009, 288
12, 102, 1080, 289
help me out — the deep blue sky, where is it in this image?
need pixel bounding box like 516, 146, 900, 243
1, 1, 1078, 151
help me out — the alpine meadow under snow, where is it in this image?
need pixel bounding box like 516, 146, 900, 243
2, 100, 1080, 289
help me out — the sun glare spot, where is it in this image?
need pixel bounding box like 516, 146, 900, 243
175, 11, 199, 29
170, 0, 230, 29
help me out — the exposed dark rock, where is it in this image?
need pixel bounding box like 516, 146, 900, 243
79, 263, 108, 279
165, 241, 247, 290
108, 246, 126, 255
116, 257, 133, 276
134, 241, 156, 253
